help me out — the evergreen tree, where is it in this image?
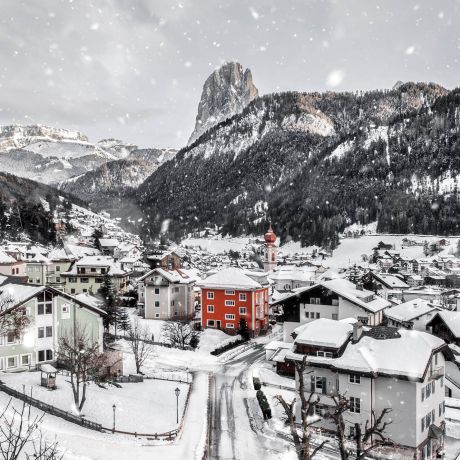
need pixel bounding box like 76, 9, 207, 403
237, 318, 251, 341
118, 308, 131, 335
92, 227, 104, 250
98, 275, 118, 334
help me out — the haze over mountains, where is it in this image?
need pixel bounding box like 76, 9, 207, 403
1, 62, 460, 248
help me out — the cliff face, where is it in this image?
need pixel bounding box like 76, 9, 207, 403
188, 62, 259, 145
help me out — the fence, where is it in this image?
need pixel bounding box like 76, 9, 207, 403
202, 374, 214, 460
0, 383, 102, 431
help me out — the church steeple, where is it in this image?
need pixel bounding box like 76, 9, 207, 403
263, 223, 277, 272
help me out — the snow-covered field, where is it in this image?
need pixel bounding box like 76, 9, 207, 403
182, 235, 262, 254
0, 371, 187, 434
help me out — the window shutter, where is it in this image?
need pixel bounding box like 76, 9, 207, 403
322, 377, 327, 394
311, 376, 315, 393
421, 388, 425, 402
421, 417, 425, 432
432, 381, 435, 393
432, 409, 435, 422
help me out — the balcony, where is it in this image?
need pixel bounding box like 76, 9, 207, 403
430, 366, 444, 380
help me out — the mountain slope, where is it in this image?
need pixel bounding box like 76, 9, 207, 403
58, 148, 177, 208
0, 125, 137, 184
0, 172, 87, 244
136, 82, 454, 246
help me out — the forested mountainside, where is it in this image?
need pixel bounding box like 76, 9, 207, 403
0, 172, 85, 244
59, 148, 177, 209
136, 82, 460, 247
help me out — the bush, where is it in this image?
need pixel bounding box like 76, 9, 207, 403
210, 338, 246, 356
253, 377, 261, 390
256, 390, 272, 419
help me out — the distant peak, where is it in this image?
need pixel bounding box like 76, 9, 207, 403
187, 62, 259, 145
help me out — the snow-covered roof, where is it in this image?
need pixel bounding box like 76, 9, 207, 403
385, 298, 438, 322
264, 340, 292, 351
0, 283, 44, 307
428, 311, 460, 338
99, 238, 119, 247
288, 326, 444, 380
294, 318, 353, 348
197, 267, 262, 290
0, 250, 17, 264
373, 273, 409, 289
63, 256, 127, 276
139, 267, 197, 284
74, 293, 105, 310
273, 278, 390, 313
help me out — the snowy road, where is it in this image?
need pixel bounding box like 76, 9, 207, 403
209, 346, 290, 460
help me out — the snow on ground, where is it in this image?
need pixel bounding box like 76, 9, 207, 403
252, 362, 295, 390
0, 371, 187, 434
0, 371, 209, 460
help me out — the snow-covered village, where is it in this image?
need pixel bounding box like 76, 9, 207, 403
1, 1, 460, 459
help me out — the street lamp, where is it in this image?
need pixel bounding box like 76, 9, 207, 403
112, 404, 116, 433
174, 387, 180, 424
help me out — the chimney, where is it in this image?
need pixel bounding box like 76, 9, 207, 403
356, 282, 364, 291
353, 321, 363, 343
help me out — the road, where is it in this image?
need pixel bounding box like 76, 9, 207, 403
208, 345, 289, 460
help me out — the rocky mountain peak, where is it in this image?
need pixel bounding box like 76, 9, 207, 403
187, 62, 259, 145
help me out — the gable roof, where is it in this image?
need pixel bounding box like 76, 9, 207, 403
197, 267, 262, 290
427, 311, 460, 338
138, 267, 197, 284
385, 298, 438, 322
272, 278, 391, 313
371, 272, 409, 289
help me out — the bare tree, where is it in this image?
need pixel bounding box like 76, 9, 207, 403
57, 325, 107, 413
127, 318, 153, 374
329, 394, 394, 460
276, 356, 328, 460
0, 398, 62, 460
0, 294, 30, 339
161, 320, 195, 350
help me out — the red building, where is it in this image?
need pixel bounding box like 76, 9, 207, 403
199, 267, 269, 337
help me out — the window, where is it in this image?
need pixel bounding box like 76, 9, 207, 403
0, 358, 3, 371
225, 290, 235, 295
316, 312, 320, 319
56, 277, 61, 283
317, 351, 333, 358
171, 300, 175, 306
154, 288, 160, 295
239, 293, 246, 301
7, 356, 17, 368
226, 323, 235, 329
95, 278, 103, 284
61, 304, 70, 318
69, 277, 77, 283
421, 386, 425, 402
207, 305, 214, 313
435, 353, 438, 365
315, 377, 324, 390
7, 332, 15, 344
155, 313, 160, 318
332, 314, 338, 320
46, 326, 52, 338
426, 383, 431, 398
174, 287, 180, 293
439, 402, 443, 417
207, 320, 215, 327
21, 354, 30, 366
70, 289, 75, 294
154, 301, 160, 308
91, 268, 96, 273
46, 350, 53, 361
56, 266, 60, 272
310, 297, 321, 304
207, 291, 214, 300
225, 300, 235, 306
225, 314, 235, 320
36, 278, 40, 284
80, 277, 89, 283
421, 417, 425, 432
349, 374, 361, 384
332, 299, 339, 306
349, 397, 361, 413
239, 307, 247, 315
349, 426, 355, 438
38, 327, 45, 339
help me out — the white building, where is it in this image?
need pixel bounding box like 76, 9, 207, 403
385, 298, 440, 331
286, 319, 446, 459
137, 268, 197, 320
272, 278, 391, 342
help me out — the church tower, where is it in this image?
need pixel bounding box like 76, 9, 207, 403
263, 223, 277, 272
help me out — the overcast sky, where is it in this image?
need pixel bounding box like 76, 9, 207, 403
0, 0, 459, 148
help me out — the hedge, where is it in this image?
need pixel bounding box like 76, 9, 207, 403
210, 338, 246, 356
253, 377, 261, 390
256, 390, 272, 419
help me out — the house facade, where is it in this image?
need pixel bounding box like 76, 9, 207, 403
0, 284, 104, 372
272, 278, 391, 342
287, 319, 446, 459
199, 267, 269, 336
137, 268, 196, 320
61, 256, 129, 295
